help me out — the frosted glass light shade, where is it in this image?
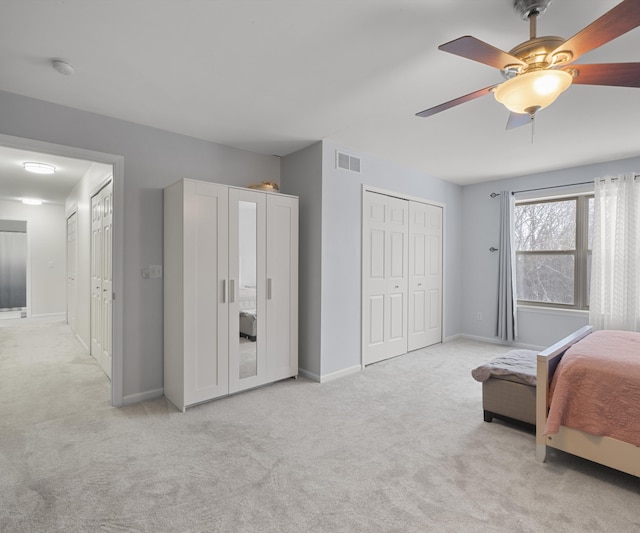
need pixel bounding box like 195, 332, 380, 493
23, 162, 56, 174
22, 198, 43, 205
494, 70, 573, 114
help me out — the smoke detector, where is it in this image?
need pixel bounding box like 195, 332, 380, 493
51, 59, 75, 76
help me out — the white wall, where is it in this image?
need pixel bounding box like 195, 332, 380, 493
0, 199, 66, 318
0, 90, 280, 402
461, 154, 640, 348
281, 142, 323, 378
65, 162, 113, 349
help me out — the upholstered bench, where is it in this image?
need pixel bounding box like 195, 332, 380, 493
471, 349, 537, 427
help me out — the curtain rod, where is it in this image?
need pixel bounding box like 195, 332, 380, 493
489, 174, 639, 197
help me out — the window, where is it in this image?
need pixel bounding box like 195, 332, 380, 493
514, 195, 593, 310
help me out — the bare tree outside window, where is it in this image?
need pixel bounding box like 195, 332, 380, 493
514, 195, 593, 309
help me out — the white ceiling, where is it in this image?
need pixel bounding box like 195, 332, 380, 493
0, 146, 94, 205
1, 0, 639, 196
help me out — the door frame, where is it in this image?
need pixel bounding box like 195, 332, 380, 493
361, 185, 446, 369
0, 133, 125, 407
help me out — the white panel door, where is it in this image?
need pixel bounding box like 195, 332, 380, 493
90, 191, 103, 362
66, 212, 77, 333
90, 181, 113, 379
408, 201, 443, 351
363, 191, 409, 365
100, 182, 113, 378
228, 188, 267, 394
266, 193, 299, 382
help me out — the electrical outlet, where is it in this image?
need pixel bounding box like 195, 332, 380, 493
141, 265, 163, 278
476, 312, 482, 321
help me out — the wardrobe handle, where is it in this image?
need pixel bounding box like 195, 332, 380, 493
267, 278, 272, 300
229, 279, 235, 303
222, 279, 226, 303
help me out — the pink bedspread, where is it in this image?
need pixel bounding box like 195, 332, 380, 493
544, 330, 640, 446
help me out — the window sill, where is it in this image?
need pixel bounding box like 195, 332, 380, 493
517, 305, 589, 318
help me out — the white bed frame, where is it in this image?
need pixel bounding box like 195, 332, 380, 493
536, 325, 640, 477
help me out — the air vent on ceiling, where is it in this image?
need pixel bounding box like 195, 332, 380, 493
336, 151, 361, 173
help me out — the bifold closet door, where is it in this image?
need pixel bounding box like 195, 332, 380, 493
90, 180, 113, 379
362, 191, 409, 365
408, 201, 443, 351
228, 188, 267, 394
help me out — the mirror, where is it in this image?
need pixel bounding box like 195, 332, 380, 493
238, 201, 257, 379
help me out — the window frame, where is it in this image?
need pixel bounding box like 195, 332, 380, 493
514, 193, 593, 311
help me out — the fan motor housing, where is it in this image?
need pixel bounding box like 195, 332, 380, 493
503, 35, 570, 77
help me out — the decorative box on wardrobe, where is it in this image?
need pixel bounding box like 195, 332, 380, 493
163, 179, 299, 411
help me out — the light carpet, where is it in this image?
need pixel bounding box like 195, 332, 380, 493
1, 319, 638, 532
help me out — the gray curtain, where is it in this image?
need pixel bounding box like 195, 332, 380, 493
497, 191, 517, 341
0, 229, 27, 309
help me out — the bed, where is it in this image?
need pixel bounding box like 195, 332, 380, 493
536, 325, 640, 477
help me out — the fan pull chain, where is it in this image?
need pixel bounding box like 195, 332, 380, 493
531, 114, 535, 144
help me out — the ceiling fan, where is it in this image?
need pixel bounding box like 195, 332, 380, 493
416, 0, 640, 129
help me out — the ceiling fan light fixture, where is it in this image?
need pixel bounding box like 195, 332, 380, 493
494, 69, 572, 114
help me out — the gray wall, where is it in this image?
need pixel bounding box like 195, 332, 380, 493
320, 140, 463, 377
280, 142, 323, 378
0, 90, 280, 402
461, 154, 640, 348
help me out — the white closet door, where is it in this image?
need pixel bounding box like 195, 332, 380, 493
100, 182, 113, 377
266, 193, 299, 382
362, 191, 409, 365
90, 181, 113, 379
90, 189, 103, 366
228, 188, 267, 394
91, 182, 113, 377
408, 201, 443, 351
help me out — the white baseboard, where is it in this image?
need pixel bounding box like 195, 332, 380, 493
75, 333, 89, 352
319, 364, 362, 383
443, 333, 463, 343
31, 312, 66, 320
298, 364, 363, 383
298, 368, 320, 382
122, 388, 164, 406
457, 333, 544, 351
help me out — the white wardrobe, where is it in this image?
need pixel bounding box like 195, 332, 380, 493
163, 179, 299, 411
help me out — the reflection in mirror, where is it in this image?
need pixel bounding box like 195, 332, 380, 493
238, 201, 257, 379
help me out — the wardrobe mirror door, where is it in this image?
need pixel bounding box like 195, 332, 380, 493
238, 200, 258, 379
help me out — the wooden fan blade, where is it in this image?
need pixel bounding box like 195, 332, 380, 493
506, 112, 532, 130
548, 0, 640, 64
416, 84, 499, 118
439, 36, 526, 70
566, 63, 640, 87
